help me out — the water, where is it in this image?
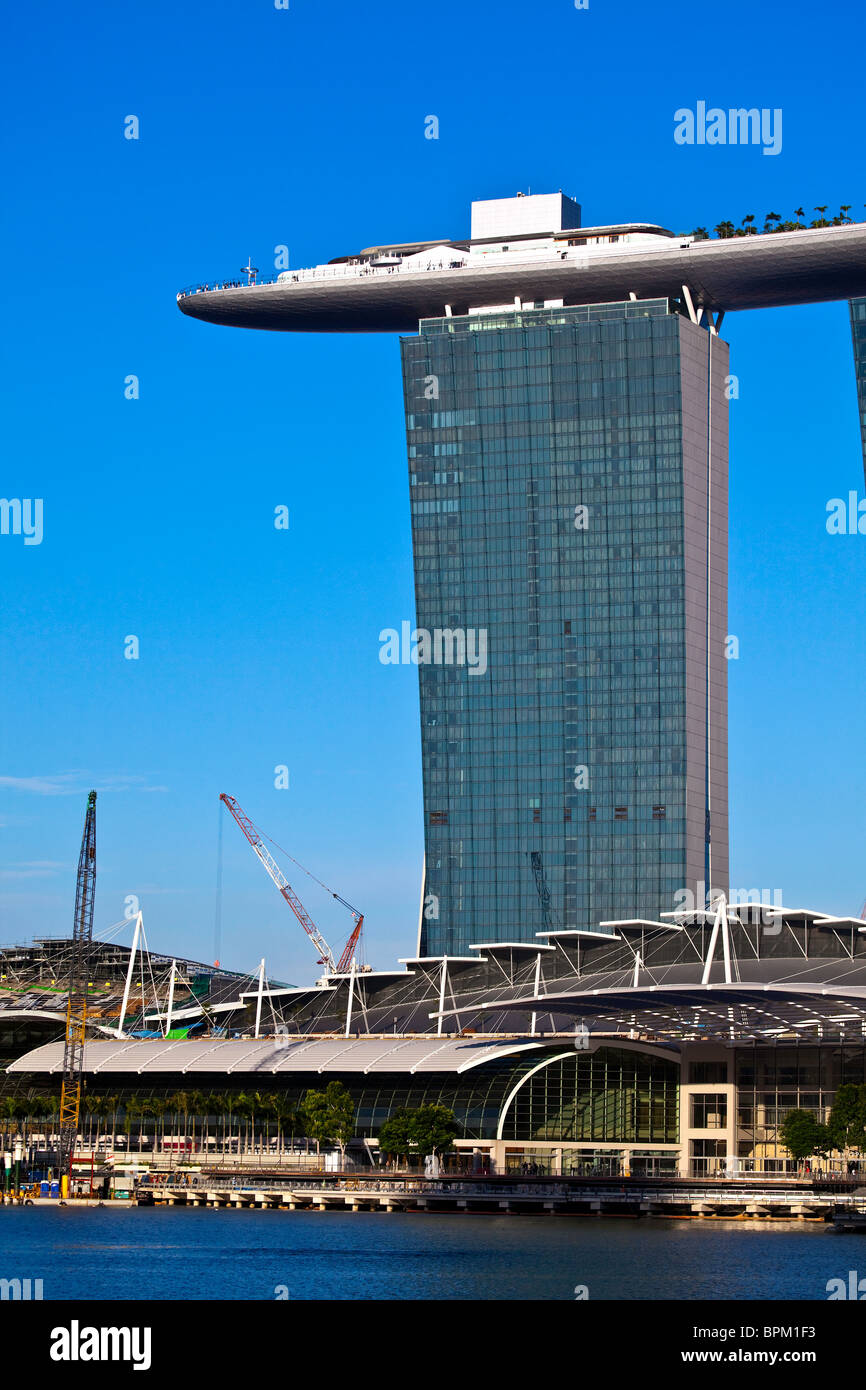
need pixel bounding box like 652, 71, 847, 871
1, 1207, 861, 1300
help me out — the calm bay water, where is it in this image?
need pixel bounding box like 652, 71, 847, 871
0, 1207, 859, 1300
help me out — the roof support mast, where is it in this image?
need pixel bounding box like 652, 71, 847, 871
116, 910, 143, 1040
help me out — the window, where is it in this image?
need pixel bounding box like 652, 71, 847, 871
691, 1094, 728, 1129
652, 805, 666, 820
614, 806, 628, 821
430, 811, 448, 825
690, 1061, 727, 1084
588, 807, 597, 821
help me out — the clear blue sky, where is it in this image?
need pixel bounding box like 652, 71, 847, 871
1, 0, 864, 983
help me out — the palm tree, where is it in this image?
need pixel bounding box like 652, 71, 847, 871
252, 1091, 277, 1153
764, 212, 781, 233
148, 1096, 167, 1151
124, 1096, 140, 1143
742, 214, 756, 235
840, 204, 852, 224
234, 1093, 253, 1154
82, 1093, 101, 1149
187, 1090, 209, 1153
206, 1092, 223, 1153
272, 1096, 296, 1158
813, 206, 829, 227
794, 207, 805, 227
220, 1092, 237, 1155
167, 1090, 191, 1151
97, 1093, 119, 1150
130, 1096, 147, 1153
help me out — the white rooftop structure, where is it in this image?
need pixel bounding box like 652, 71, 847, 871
470, 192, 582, 241
9, 1035, 544, 1076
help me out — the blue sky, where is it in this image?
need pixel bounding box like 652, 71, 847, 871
1, 0, 864, 983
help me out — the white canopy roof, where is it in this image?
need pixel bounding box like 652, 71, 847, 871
9, 1035, 543, 1077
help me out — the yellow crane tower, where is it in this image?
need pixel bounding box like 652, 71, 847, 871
57, 790, 97, 1191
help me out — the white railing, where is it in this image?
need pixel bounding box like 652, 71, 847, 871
176, 241, 676, 300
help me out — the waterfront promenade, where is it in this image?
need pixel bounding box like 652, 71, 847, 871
132, 1171, 866, 1221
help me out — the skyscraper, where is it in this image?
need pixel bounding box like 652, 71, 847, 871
178, 189, 866, 955
402, 290, 729, 952
851, 298, 866, 476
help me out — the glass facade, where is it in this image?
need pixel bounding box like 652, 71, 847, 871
735, 1044, 866, 1164
28, 1044, 679, 1143
401, 300, 729, 952
851, 298, 866, 477
499, 1046, 679, 1144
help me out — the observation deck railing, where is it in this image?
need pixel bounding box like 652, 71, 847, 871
175, 239, 672, 301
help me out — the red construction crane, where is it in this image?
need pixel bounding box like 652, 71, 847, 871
219, 793, 364, 975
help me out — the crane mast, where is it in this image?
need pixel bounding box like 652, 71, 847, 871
58, 790, 97, 1180
219, 794, 338, 974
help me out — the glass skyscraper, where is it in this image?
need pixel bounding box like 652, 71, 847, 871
402, 298, 729, 954
851, 298, 866, 475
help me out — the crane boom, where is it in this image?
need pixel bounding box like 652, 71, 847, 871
529, 851, 555, 934
336, 916, 364, 973
58, 789, 97, 1180
220, 793, 338, 973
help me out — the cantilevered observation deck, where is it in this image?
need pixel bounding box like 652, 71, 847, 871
178, 220, 866, 334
